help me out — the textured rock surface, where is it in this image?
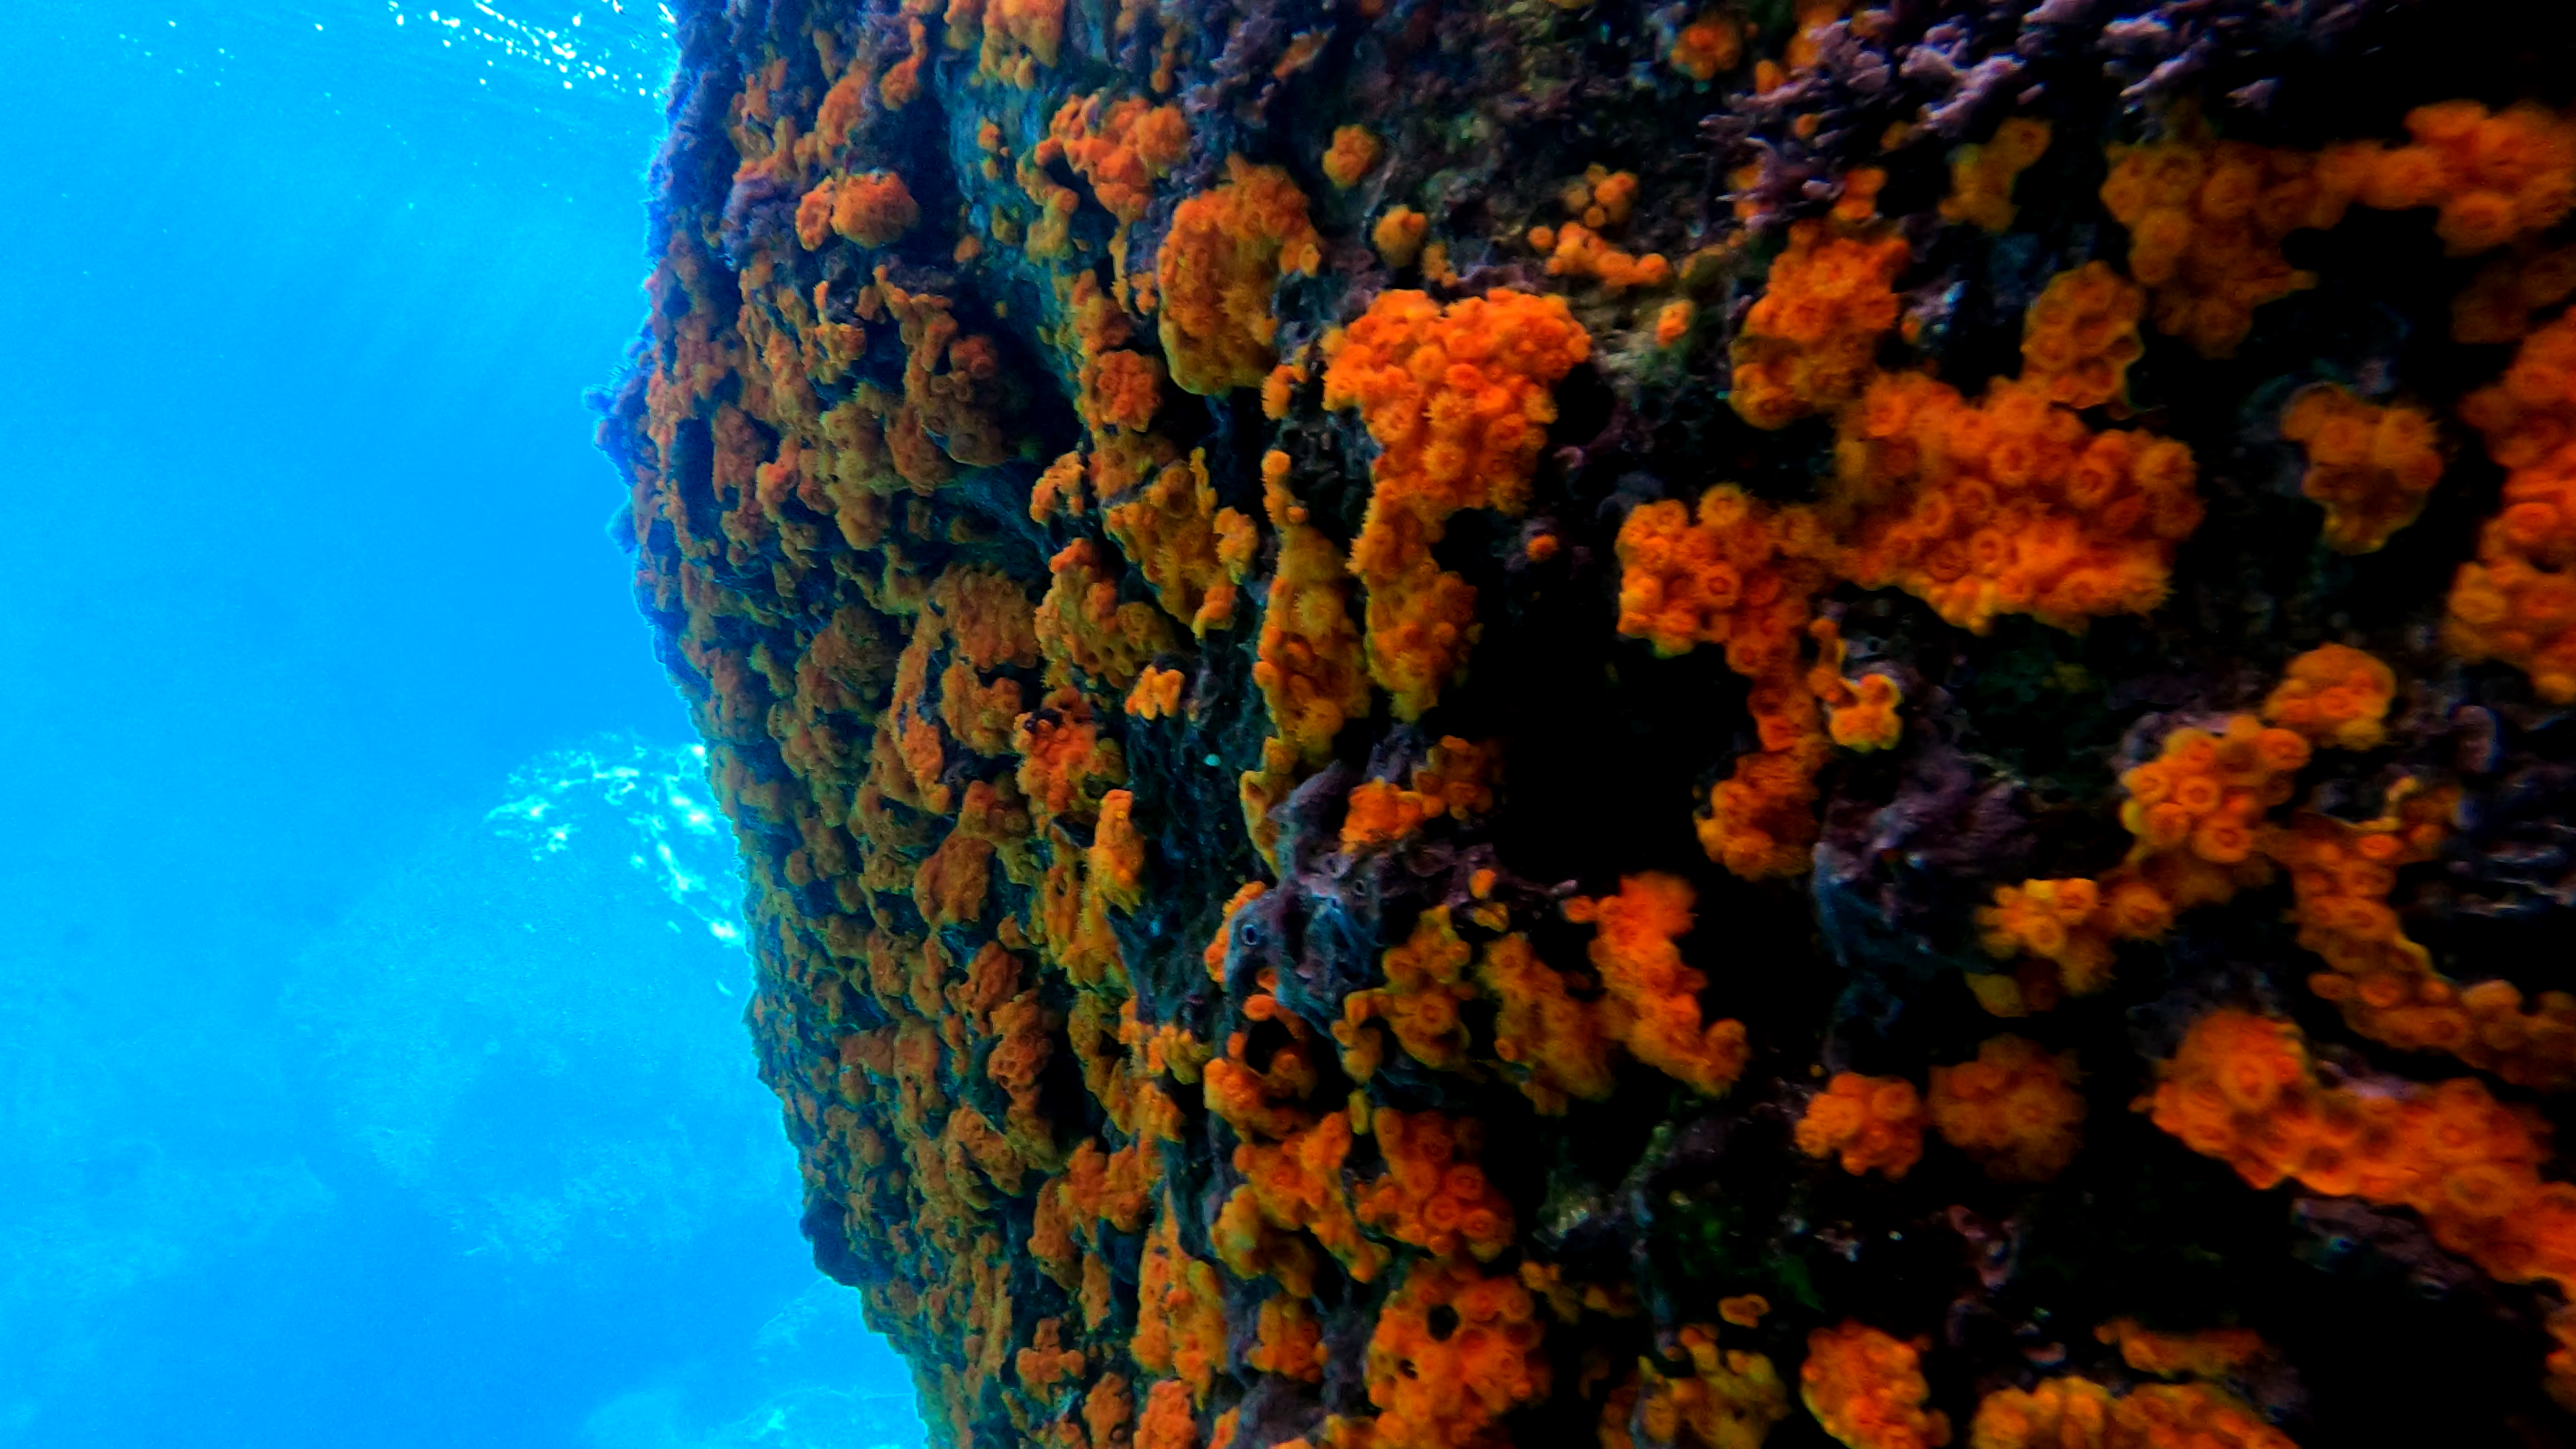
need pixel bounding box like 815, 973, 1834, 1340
598, 1, 2576, 1444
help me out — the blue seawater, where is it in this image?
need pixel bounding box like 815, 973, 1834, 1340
0, 5, 927, 1446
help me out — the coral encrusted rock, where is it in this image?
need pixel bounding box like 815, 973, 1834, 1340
597, 0, 2576, 1443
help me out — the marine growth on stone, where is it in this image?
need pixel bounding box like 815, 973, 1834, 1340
598, 1, 2576, 1442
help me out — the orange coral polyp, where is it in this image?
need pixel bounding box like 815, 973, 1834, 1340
1654, 300, 1696, 348
2370, 101, 2576, 256
1223, 1107, 1389, 1289
1809, 617, 1904, 751
1157, 157, 1325, 396
1979, 710, 2310, 1000
1340, 780, 1436, 851
1339, 907, 1475, 1073
1323, 125, 1383, 189
1132, 1202, 1227, 1403
1082, 348, 1165, 435
1364, 1259, 1550, 1449
2449, 307, 2576, 702
2114, 716, 2309, 853
2273, 780, 2576, 1088
1800, 1322, 1951, 1449
1967, 1375, 2293, 1449
831, 170, 923, 248
1372, 207, 1430, 269
2099, 102, 2575, 360
2019, 261, 2145, 411
1570, 873, 1750, 1095
1940, 117, 2052, 233
2259, 643, 2396, 749
1354, 1108, 1516, 1260
1252, 518, 1370, 765
1540, 223, 1673, 292
1614, 485, 1827, 669
1926, 1035, 2084, 1181
2149, 1009, 2576, 1296
2094, 1319, 2271, 1383
1248, 1297, 1326, 1383
967, 0, 1065, 80
2453, 244, 2576, 344
1475, 933, 1615, 1114
1668, 14, 1741, 81
1323, 287, 1591, 719
1045, 93, 1188, 224
1136, 1379, 1196, 1449
1104, 450, 1246, 637
1613, 484, 1838, 877
1607, 1320, 1790, 1449
2098, 133, 2349, 358
1729, 203, 1911, 428
2279, 386, 2445, 553
1830, 372, 2203, 635
1795, 1073, 1927, 1180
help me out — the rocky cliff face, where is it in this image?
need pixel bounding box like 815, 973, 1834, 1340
598, 1, 2576, 1444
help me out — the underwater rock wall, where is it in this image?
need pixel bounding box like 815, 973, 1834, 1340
598, 0, 2576, 1442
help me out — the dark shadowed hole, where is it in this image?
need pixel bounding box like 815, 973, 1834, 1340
1243, 1014, 1295, 1074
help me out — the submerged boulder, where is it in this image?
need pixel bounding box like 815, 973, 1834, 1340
600, 1, 2576, 1443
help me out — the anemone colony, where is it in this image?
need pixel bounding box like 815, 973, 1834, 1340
597, 0, 2576, 1442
